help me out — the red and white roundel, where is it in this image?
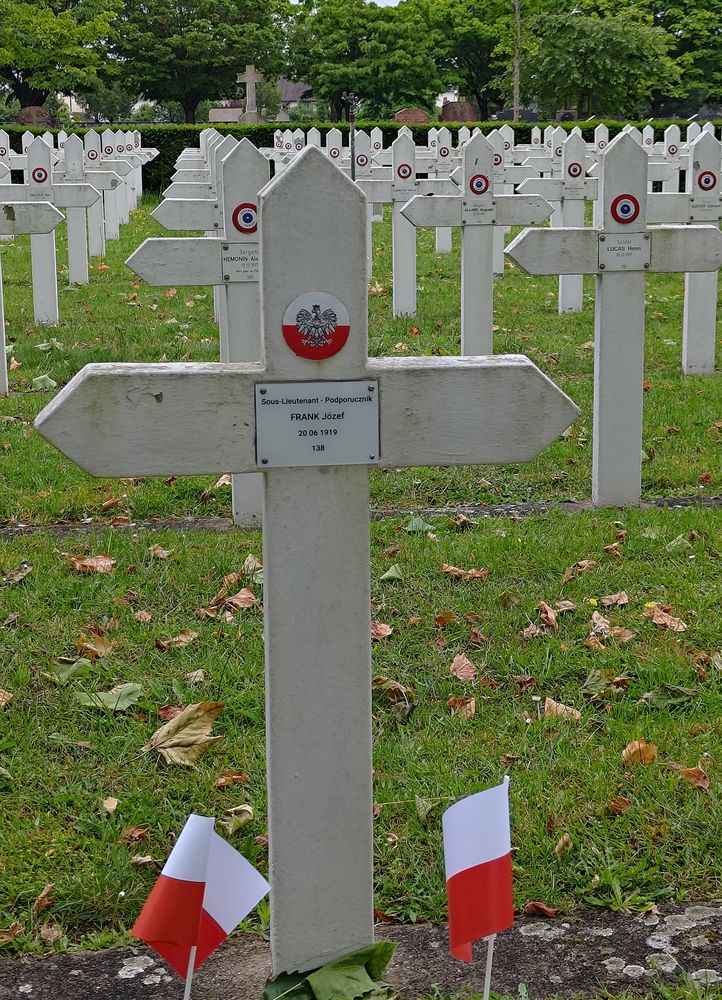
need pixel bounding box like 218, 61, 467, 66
282, 292, 350, 361
439, 146, 450, 157
504, 140, 511, 150
87, 148, 98, 160
295, 141, 303, 150
533, 137, 540, 144
567, 161, 583, 178
276, 138, 283, 148
31, 166, 48, 184
285, 142, 292, 149
59, 141, 65, 148
645, 137, 652, 145
668, 143, 678, 155
329, 147, 340, 159
373, 141, 381, 150
104, 145, 113, 154
126, 143, 133, 151
697, 170, 717, 191
469, 173, 490, 195
396, 162, 413, 180
554, 145, 563, 157
598, 139, 607, 149
0, 147, 6, 156
610, 193, 640, 224
356, 153, 369, 167
493, 152, 502, 167
231, 202, 258, 234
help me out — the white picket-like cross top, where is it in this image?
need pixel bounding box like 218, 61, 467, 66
36, 146, 579, 977
401, 132, 552, 354
0, 198, 63, 395
506, 132, 722, 508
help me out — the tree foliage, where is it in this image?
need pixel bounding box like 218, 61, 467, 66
0, 0, 117, 107
113, 0, 288, 123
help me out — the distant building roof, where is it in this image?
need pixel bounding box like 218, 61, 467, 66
279, 78, 313, 103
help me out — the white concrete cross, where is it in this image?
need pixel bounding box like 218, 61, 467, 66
646, 130, 722, 373
36, 146, 579, 976
507, 132, 722, 508
131, 138, 269, 525
518, 131, 596, 314
401, 132, 552, 353
0, 199, 64, 394
238, 65, 262, 118
0, 137, 99, 324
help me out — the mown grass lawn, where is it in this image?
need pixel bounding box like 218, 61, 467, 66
1, 198, 721, 963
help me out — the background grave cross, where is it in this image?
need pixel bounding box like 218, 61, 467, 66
506, 132, 722, 508
129, 138, 270, 525
35, 146, 579, 976
402, 132, 552, 354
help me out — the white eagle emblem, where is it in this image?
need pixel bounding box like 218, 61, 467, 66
296, 304, 337, 347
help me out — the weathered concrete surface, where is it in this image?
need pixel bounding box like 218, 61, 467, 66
3, 904, 722, 999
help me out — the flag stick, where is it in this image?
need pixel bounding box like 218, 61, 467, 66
482, 934, 496, 1000
183, 945, 197, 1000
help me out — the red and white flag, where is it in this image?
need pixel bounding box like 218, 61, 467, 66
442, 777, 513, 962
131, 815, 269, 977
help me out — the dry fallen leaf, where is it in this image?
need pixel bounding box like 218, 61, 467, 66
242, 553, 262, 575
102, 796, 119, 814
524, 901, 559, 918
133, 609, 153, 623
76, 634, 114, 659
31, 884, 54, 916
148, 544, 172, 559
555, 600, 577, 614
447, 696, 476, 719
603, 542, 623, 557
523, 623, 547, 639
605, 795, 632, 815
158, 705, 184, 721
225, 588, 256, 611
435, 610, 458, 626
0, 689, 13, 709
213, 770, 249, 789
539, 601, 558, 631
643, 604, 688, 632
0, 922, 23, 942
443, 564, 491, 581
450, 654, 476, 682
2, 561, 32, 586
669, 763, 709, 791
562, 559, 597, 584
622, 739, 658, 765
156, 629, 199, 651
122, 826, 149, 843
67, 555, 116, 574
544, 697, 581, 723
142, 701, 224, 766
372, 677, 414, 703
39, 923, 62, 946
554, 833, 572, 858
601, 591, 629, 608
371, 621, 393, 640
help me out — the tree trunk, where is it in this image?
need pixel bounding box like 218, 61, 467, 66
12, 78, 49, 108
181, 96, 197, 124
472, 88, 487, 120
512, 0, 521, 121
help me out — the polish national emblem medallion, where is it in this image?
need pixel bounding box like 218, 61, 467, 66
282, 292, 350, 360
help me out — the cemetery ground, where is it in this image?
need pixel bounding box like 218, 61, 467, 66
1, 199, 722, 975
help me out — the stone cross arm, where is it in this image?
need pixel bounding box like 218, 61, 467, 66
151, 199, 217, 232
0, 201, 63, 234
517, 176, 598, 201
35, 356, 579, 478
401, 192, 552, 228
506, 225, 722, 275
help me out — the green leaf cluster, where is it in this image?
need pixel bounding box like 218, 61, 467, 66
264, 943, 396, 1000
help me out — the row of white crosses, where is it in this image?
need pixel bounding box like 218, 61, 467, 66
36, 146, 580, 975
506, 132, 722, 507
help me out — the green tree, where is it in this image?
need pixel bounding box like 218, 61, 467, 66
114, 0, 287, 123
522, 13, 680, 116
77, 77, 136, 123
0, 0, 117, 108
288, 0, 441, 119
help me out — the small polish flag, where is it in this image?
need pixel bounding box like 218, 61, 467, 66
131, 815, 269, 977
442, 777, 513, 962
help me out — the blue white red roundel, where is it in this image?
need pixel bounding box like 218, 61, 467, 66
610, 193, 640, 224
439, 146, 450, 157
104, 145, 113, 154
504, 141, 511, 150
0, 147, 6, 156
697, 170, 717, 191
87, 148, 98, 160
396, 162, 413, 180
645, 137, 652, 145
285, 142, 292, 149
282, 292, 350, 361
126, 144, 133, 151
373, 141, 381, 150
231, 202, 258, 234
668, 143, 678, 155
493, 153, 502, 166
31, 166, 48, 184
567, 162, 583, 178
356, 153, 369, 167
598, 139, 607, 149
329, 147, 340, 159
469, 173, 490, 195
554, 145, 563, 157
295, 141, 303, 150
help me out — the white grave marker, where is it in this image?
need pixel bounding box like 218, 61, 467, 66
36, 146, 579, 975
507, 132, 722, 507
